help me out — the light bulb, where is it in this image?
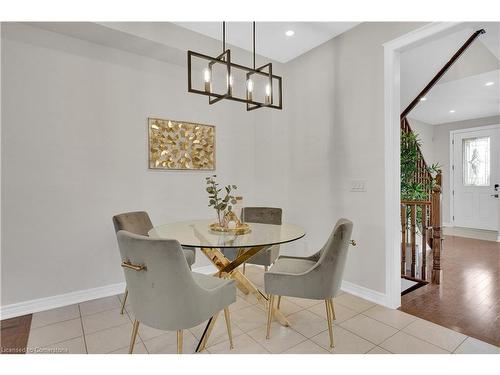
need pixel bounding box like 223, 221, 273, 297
226, 74, 233, 96
203, 68, 211, 83
265, 83, 271, 105
247, 79, 254, 101
203, 68, 211, 92
247, 79, 254, 93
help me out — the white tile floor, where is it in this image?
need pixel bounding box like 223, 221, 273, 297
26, 266, 500, 354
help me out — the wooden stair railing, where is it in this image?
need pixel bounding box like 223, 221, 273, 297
401, 200, 431, 280
400, 29, 485, 285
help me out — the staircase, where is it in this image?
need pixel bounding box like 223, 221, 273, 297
400, 117, 442, 284
400, 29, 486, 285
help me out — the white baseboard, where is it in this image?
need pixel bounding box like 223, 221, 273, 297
0, 266, 393, 320
0, 282, 126, 320
340, 280, 388, 307
0, 265, 215, 319
443, 222, 453, 228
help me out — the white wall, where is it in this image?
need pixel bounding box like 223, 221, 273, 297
407, 118, 435, 164
1, 23, 261, 306
2, 21, 427, 313
255, 22, 424, 295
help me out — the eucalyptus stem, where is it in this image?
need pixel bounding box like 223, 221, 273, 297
205, 175, 238, 226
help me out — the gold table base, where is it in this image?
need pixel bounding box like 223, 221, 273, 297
195, 246, 290, 352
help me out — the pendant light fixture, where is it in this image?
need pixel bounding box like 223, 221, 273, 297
187, 22, 283, 111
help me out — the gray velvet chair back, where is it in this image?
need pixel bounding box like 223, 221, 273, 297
242, 207, 282, 225
117, 230, 215, 330
315, 219, 353, 296
112, 211, 153, 236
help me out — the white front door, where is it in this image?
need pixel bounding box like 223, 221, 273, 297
452, 126, 500, 230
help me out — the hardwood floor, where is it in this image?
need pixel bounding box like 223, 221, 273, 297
400, 235, 500, 347
0, 314, 32, 354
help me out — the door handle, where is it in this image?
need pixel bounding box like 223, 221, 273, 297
491, 194, 499, 198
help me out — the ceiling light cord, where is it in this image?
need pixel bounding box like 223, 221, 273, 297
222, 21, 226, 53
253, 22, 256, 70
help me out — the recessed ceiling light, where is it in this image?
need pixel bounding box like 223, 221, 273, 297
285, 30, 295, 37
420, 97, 427, 101
485, 81, 494, 86
449, 110, 456, 113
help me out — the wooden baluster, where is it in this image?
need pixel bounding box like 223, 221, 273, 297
435, 170, 442, 187
401, 205, 407, 276
410, 205, 416, 277
421, 204, 427, 280
431, 183, 442, 284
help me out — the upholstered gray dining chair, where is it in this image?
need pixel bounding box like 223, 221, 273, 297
264, 218, 354, 348
113, 211, 196, 314
116, 230, 236, 354
222, 207, 282, 273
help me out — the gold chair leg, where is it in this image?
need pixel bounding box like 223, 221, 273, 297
223, 307, 234, 349
129, 319, 139, 354
177, 330, 183, 354
120, 289, 128, 315
277, 296, 282, 309
266, 295, 275, 339
325, 299, 334, 348
328, 298, 336, 320
198, 312, 219, 352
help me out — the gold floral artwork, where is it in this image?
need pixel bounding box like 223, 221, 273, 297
148, 118, 215, 170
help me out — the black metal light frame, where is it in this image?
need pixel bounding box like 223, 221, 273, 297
187, 22, 283, 111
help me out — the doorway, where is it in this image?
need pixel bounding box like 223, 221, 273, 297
451, 125, 500, 231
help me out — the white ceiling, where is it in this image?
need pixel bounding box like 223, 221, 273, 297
409, 69, 500, 125
471, 22, 500, 59
402, 22, 500, 125
174, 22, 360, 63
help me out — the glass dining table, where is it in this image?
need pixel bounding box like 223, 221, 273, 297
149, 219, 306, 352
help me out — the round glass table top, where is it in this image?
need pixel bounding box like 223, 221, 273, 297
148, 219, 306, 248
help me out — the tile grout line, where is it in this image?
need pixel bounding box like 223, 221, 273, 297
124, 303, 150, 354
335, 302, 466, 352
280, 331, 327, 354
29, 316, 80, 332
451, 334, 470, 353
307, 314, 377, 353
27, 319, 85, 351
397, 323, 465, 353
359, 309, 418, 330
380, 325, 453, 353
26, 279, 497, 354
78, 304, 88, 354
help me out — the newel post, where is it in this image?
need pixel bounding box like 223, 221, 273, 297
431, 171, 443, 284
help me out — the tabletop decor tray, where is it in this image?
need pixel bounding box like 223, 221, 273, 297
209, 222, 251, 235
